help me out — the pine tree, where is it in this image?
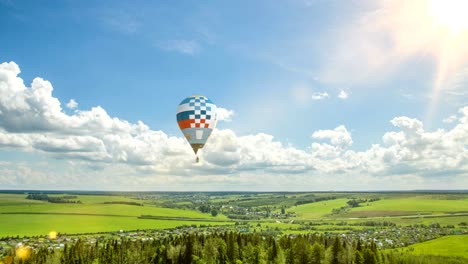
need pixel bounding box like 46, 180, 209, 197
183, 236, 193, 263
356, 240, 362, 252
311, 241, 324, 264
363, 248, 377, 264
354, 251, 364, 264
268, 239, 278, 262
330, 237, 343, 264
293, 236, 311, 264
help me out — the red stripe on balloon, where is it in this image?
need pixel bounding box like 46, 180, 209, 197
178, 119, 194, 129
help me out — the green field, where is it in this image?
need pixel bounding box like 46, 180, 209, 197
289, 198, 349, 218
399, 235, 468, 259
0, 214, 231, 237
0, 202, 223, 218
0, 194, 226, 218
348, 197, 468, 216
1, 192, 467, 239
0, 193, 228, 237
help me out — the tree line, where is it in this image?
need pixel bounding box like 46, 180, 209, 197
25, 194, 81, 204
103, 201, 143, 206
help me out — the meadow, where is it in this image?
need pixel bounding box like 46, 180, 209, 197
396, 235, 468, 259
0, 193, 227, 237
290, 198, 349, 219
346, 197, 468, 217
0, 191, 467, 261
0, 214, 230, 237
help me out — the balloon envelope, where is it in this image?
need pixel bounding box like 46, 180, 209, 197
176, 95, 217, 157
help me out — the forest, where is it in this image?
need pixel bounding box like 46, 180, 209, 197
2, 232, 466, 264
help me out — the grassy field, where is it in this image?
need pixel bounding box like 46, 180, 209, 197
326, 215, 468, 228
398, 235, 468, 259
0, 194, 225, 218
56, 194, 139, 204
0, 203, 224, 218
0, 214, 231, 237
0, 193, 228, 237
0, 194, 46, 205
351, 198, 468, 212
388, 215, 468, 226
1, 192, 467, 238
289, 198, 349, 219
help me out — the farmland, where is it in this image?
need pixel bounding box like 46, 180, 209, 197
0, 193, 227, 237
0, 214, 229, 237
291, 198, 349, 219
345, 197, 468, 217
1, 191, 467, 237
0, 190, 467, 262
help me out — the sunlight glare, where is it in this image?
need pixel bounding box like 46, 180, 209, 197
15, 245, 31, 260
430, 0, 468, 33
48, 231, 58, 239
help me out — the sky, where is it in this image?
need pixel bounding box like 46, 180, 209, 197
0, 0, 467, 191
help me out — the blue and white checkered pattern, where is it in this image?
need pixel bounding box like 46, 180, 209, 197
178, 95, 217, 129
176, 95, 217, 156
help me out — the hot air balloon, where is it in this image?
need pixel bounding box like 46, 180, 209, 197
176, 94, 217, 162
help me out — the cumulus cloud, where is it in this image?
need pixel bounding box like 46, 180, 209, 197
311, 91, 329, 100
202, 130, 313, 174
338, 90, 349, 99
66, 99, 78, 109
312, 125, 353, 148
0, 61, 193, 168
0, 61, 467, 189
217, 107, 235, 122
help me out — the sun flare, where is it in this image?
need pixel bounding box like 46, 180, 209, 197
430, 0, 468, 33
417, 0, 468, 124
48, 231, 58, 239
15, 246, 32, 260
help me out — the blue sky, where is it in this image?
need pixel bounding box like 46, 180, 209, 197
0, 0, 467, 191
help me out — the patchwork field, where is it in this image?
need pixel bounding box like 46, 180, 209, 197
0, 192, 467, 238
0, 214, 230, 237
0, 193, 227, 237
0, 194, 226, 218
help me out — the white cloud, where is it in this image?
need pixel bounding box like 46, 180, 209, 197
338, 90, 349, 99
311, 125, 353, 148
0, 61, 192, 167
66, 99, 78, 109
443, 115, 457, 123
217, 107, 234, 122
201, 129, 313, 174
159, 39, 200, 55
0, 61, 467, 190
311, 91, 329, 100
